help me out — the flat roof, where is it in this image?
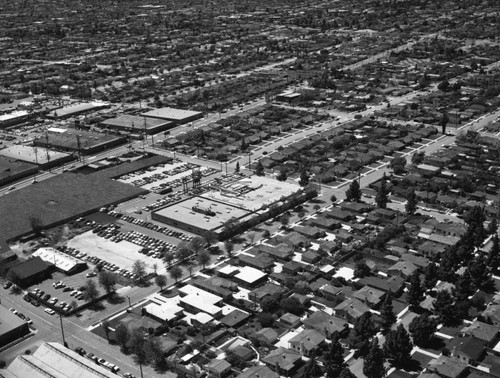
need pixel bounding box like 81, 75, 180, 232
35, 129, 125, 151
0, 145, 71, 165
142, 107, 202, 121
48, 102, 108, 118
0, 305, 26, 336
101, 115, 173, 130
154, 196, 251, 232
144, 301, 183, 321
0, 110, 28, 122
234, 266, 267, 284
204, 175, 299, 211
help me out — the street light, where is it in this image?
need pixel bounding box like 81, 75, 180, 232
125, 295, 131, 308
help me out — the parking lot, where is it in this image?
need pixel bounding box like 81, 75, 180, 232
27, 270, 100, 313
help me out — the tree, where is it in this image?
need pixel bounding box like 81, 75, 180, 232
255, 160, 264, 176
409, 314, 437, 347
129, 327, 148, 368
98, 271, 117, 294
324, 336, 345, 378
280, 297, 304, 316
224, 240, 234, 257
350, 312, 377, 356
433, 290, 456, 326
299, 169, 310, 187
375, 176, 388, 209
132, 260, 147, 284
339, 368, 356, 378
235, 161, 240, 173
441, 112, 449, 134
411, 151, 425, 165
405, 187, 418, 215
240, 138, 247, 151
488, 234, 500, 274
163, 252, 175, 267
197, 249, 211, 269
487, 219, 498, 235
468, 257, 494, 291
189, 237, 207, 255
390, 156, 406, 174
144, 337, 168, 371
247, 232, 257, 245
345, 180, 361, 202
280, 214, 290, 228
155, 274, 167, 291
380, 291, 396, 334
453, 269, 474, 301
383, 324, 413, 367
330, 194, 337, 203
175, 241, 191, 262
29, 216, 43, 236
102, 320, 111, 341
407, 271, 424, 309
423, 262, 439, 290
354, 262, 371, 278
169, 265, 183, 284
115, 323, 130, 351
363, 339, 385, 378
276, 169, 288, 181
83, 280, 99, 303
257, 312, 274, 327
303, 357, 322, 377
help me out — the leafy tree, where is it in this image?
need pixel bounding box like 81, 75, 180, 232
380, 291, 396, 334
405, 187, 418, 215
280, 214, 290, 228
324, 334, 346, 378
409, 314, 438, 347
345, 180, 361, 202
189, 237, 207, 255
390, 156, 406, 174
350, 312, 377, 356
132, 260, 147, 284
441, 113, 449, 134
383, 324, 413, 367
423, 262, 439, 290
247, 232, 257, 245
280, 297, 304, 316
299, 169, 310, 187
197, 249, 211, 269
261, 293, 282, 313
163, 252, 175, 267
411, 151, 425, 165
255, 160, 264, 176
240, 138, 247, 151
303, 357, 322, 377
330, 194, 337, 203
354, 262, 371, 278
144, 337, 168, 371
433, 290, 456, 326
235, 161, 240, 173
487, 219, 498, 235
129, 327, 148, 367
375, 177, 389, 209
363, 339, 385, 378
257, 312, 274, 327
155, 274, 167, 291
276, 169, 288, 181
407, 271, 424, 309
175, 241, 191, 262
83, 279, 99, 303
169, 266, 183, 284
98, 271, 117, 294
339, 368, 356, 378
115, 323, 130, 351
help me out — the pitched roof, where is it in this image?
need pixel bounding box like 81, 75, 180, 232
262, 347, 301, 371
10, 256, 52, 280
460, 320, 499, 343
302, 311, 348, 335
427, 355, 468, 378
289, 329, 326, 351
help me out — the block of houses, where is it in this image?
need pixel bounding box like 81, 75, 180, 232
321, 284, 346, 302
205, 359, 232, 378
334, 298, 371, 323
254, 328, 279, 345
262, 347, 302, 376
359, 275, 405, 296
326, 208, 356, 222
450, 336, 485, 365
481, 304, 500, 327
248, 283, 284, 304
302, 250, 321, 264
220, 309, 251, 329
237, 366, 279, 378
279, 312, 301, 328
251, 244, 294, 262
309, 216, 341, 230
294, 226, 326, 239
288, 329, 326, 357
236, 253, 275, 271
302, 311, 349, 339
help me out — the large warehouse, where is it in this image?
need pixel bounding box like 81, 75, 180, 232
0, 305, 30, 348
142, 107, 203, 125
152, 196, 252, 237
100, 114, 174, 135
33, 247, 87, 275
0, 145, 74, 169
9, 257, 54, 287
3, 341, 117, 378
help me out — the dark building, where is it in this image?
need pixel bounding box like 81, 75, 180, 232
0, 305, 30, 348
9, 257, 54, 287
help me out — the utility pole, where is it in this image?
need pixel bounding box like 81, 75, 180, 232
59, 314, 67, 347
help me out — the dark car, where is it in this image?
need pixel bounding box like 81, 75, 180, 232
3, 281, 12, 289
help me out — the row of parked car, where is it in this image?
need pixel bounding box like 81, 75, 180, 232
121, 162, 200, 187
9, 307, 33, 325
74, 347, 121, 374
136, 192, 182, 212
148, 166, 218, 193
109, 210, 193, 242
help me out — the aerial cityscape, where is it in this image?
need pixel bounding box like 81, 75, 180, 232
0, 0, 500, 377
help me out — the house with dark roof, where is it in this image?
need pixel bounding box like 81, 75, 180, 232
205, 359, 232, 378
248, 283, 284, 304
334, 298, 371, 323
353, 285, 386, 308
254, 328, 279, 346
262, 347, 302, 376
460, 320, 500, 347
237, 253, 274, 271
294, 226, 325, 239
237, 365, 279, 378
279, 313, 301, 329
302, 311, 349, 339
288, 329, 326, 357
450, 336, 485, 365
302, 250, 321, 264
387, 261, 418, 279
359, 275, 405, 296
481, 304, 500, 327
220, 309, 251, 329
309, 217, 341, 231
426, 355, 468, 378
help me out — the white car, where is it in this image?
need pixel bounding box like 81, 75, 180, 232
44, 308, 55, 315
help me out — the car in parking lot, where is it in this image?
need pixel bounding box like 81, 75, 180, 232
3, 280, 12, 289
86, 272, 97, 278
9, 308, 18, 315
44, 308, 55, 315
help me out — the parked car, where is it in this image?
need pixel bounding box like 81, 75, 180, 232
44, 308, 55, 315
3, 281, 12, 289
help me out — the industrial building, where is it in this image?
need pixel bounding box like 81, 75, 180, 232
0, 145, 74, 169
0, 156, 38, 186
0, 305, 30, 348
32, 247, 87, 275
100, 114, 174, 135
46, 101, 109, 119
152, 196, 252, 237
142, 106, 203, 125
0, 110, 29, 128
2, 341, 117, 378
8, 257, 54, 287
